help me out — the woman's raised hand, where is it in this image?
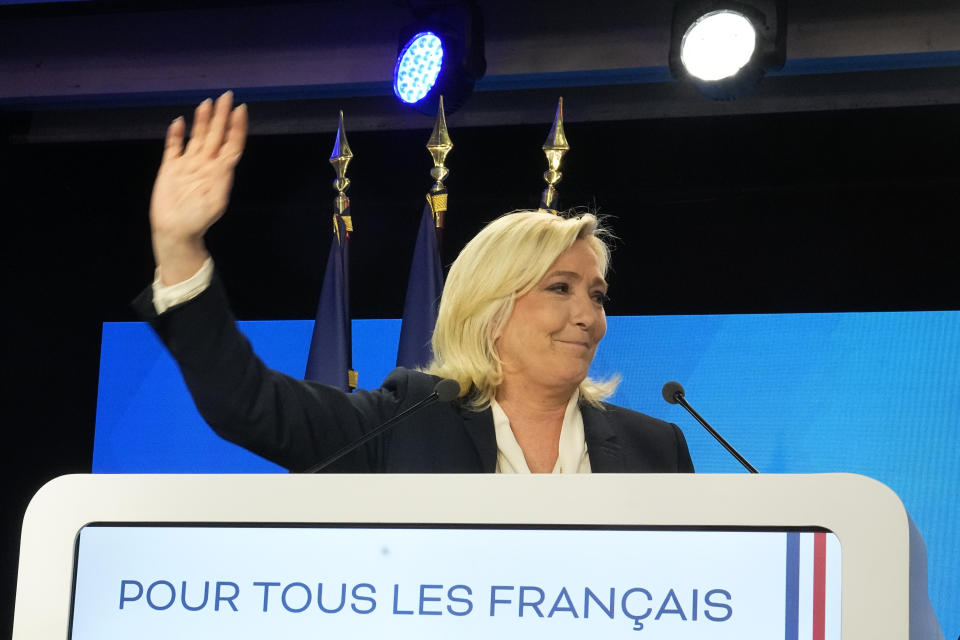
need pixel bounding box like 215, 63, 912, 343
150, 91, 248, 285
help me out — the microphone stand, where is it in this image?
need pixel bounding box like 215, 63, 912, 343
302, 392, 441, 474
302, 379, 460, 474
663, 382, 758, 473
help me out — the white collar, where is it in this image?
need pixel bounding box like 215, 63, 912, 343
491, 389, 592, 474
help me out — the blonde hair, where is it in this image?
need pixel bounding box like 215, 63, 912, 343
426, 210, 619, 409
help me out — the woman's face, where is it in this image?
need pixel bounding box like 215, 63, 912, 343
495, 239, 608, 396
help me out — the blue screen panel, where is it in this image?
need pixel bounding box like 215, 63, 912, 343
95, 312, 959, 636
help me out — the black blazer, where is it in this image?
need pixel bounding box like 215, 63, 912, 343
138, 277, 694, 474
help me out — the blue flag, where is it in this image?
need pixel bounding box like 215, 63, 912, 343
396, 196, 444, 369
305, 211, 355, 390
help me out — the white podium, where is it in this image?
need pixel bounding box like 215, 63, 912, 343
14, 473, 943, 639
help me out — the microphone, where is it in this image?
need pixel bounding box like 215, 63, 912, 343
661, 381, 758, 473
303, 378, 461, 473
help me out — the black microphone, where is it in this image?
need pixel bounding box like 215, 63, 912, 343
303, 378, 461, 473
662, 381, 758, 473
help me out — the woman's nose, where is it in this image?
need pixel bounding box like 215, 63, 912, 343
570, 291, 595, 328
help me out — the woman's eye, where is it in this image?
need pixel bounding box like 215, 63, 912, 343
548, 283, 570, 293
592, 292, 610, 306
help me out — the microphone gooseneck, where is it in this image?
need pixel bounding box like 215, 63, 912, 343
661, 381, 758, 473
303, 378, 461, 473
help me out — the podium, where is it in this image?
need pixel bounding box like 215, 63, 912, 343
14, 473, 943, 639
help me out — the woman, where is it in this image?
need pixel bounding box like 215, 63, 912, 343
142, 92, 694, 474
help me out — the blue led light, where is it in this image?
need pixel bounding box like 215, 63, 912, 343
393, 32, 444, 104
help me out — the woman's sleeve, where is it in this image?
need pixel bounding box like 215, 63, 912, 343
134, 274, 405, 472
672, 423, 695, 472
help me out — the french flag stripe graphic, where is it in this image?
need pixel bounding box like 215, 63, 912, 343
786, 532, 837, 640
813, 532, 827, 640
785, 531, 800, 640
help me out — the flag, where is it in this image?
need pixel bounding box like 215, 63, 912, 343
396, 194, 445, 369
305, 210, 356, 390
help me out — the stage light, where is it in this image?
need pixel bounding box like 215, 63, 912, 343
680, 10, 756, 81
393, 1, 485, 115
394, 32, 445, 105
669, 0, 786, 99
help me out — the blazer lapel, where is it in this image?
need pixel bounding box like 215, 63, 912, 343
460, 404, 497, 472
582, 403, 625, 472
456, 401, 621, 473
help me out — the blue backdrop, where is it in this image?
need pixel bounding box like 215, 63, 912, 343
95, 312, 959, 636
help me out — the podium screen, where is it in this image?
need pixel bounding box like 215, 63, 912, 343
70, 524, 841, 640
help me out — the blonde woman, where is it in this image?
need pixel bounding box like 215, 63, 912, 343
141, 92, 693, 474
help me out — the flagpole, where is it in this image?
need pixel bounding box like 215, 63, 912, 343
330, 111, 358, 390
304, 111, 357, 390
539, 96, 569, 214
395, 97, 450, 369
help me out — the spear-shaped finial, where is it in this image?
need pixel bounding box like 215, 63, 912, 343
427, 96, 453, 194
329, 110, 353, 220
426, 96, 453, 230
540, 97, 569, 214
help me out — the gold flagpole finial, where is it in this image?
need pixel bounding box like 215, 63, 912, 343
329, 110, 353, 219
427, 96, 453, 193
426, 96, 452, 229
540, 97, 569, 214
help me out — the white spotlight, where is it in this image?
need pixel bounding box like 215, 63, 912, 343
680, 10, 757, 81
668, 0, 787, 100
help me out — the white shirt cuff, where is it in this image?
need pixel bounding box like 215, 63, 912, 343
152, 257, 214, 314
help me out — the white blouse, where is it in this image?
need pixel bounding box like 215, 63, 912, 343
491, 390, 592, 474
